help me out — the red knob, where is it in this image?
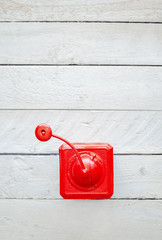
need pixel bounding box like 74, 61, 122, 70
35, 123, 52, 142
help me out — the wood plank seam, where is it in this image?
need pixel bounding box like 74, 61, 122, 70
0, 198, 161, 200
1, 64, 162, 66
1, 21, 162, 24
0, 153, 161, 156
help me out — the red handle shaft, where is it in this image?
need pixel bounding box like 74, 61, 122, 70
52, 134, 85, 170
35, 123, 85, 170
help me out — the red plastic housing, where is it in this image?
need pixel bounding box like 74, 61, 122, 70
59, 143, 113, 199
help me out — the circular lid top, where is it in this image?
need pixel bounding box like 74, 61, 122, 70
69, 152, 104, 190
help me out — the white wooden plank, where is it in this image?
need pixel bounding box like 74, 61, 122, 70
0, 155, 161, 199
0, 0, 162, 22
0, 199, 161, 240
0, 110, 161, 154
0, 23, 162, 65
1, 66, 162, 110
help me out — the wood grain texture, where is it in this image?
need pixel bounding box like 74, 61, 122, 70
0, 110, 161, 154
0, 1, 161, 239
0, 0, 162, 22
0, 23, 162, 65
1, 66, 162, 110
0, 155, 161, 199
0, 199, 161, 240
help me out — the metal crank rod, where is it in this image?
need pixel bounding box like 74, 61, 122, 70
35, 123, 85, 170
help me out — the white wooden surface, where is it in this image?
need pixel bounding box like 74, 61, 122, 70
0, 200, 161, 240
0, 1, 162, 239
0, 155, 161, 199
0, 0, 162, 22
0, 23, 162, 65
0, 110, 161, 154
1, 66, 162, 110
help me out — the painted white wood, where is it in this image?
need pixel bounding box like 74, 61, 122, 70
1, 66, 162, 110
0, 0, 162, 22
0, 1, 161, 239
0, 110, 161, 154
0, 199, 161, 240
0, 23, 162, 65
0, 155, 161, 199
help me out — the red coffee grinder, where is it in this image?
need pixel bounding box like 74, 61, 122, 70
35, 123, 113, 199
